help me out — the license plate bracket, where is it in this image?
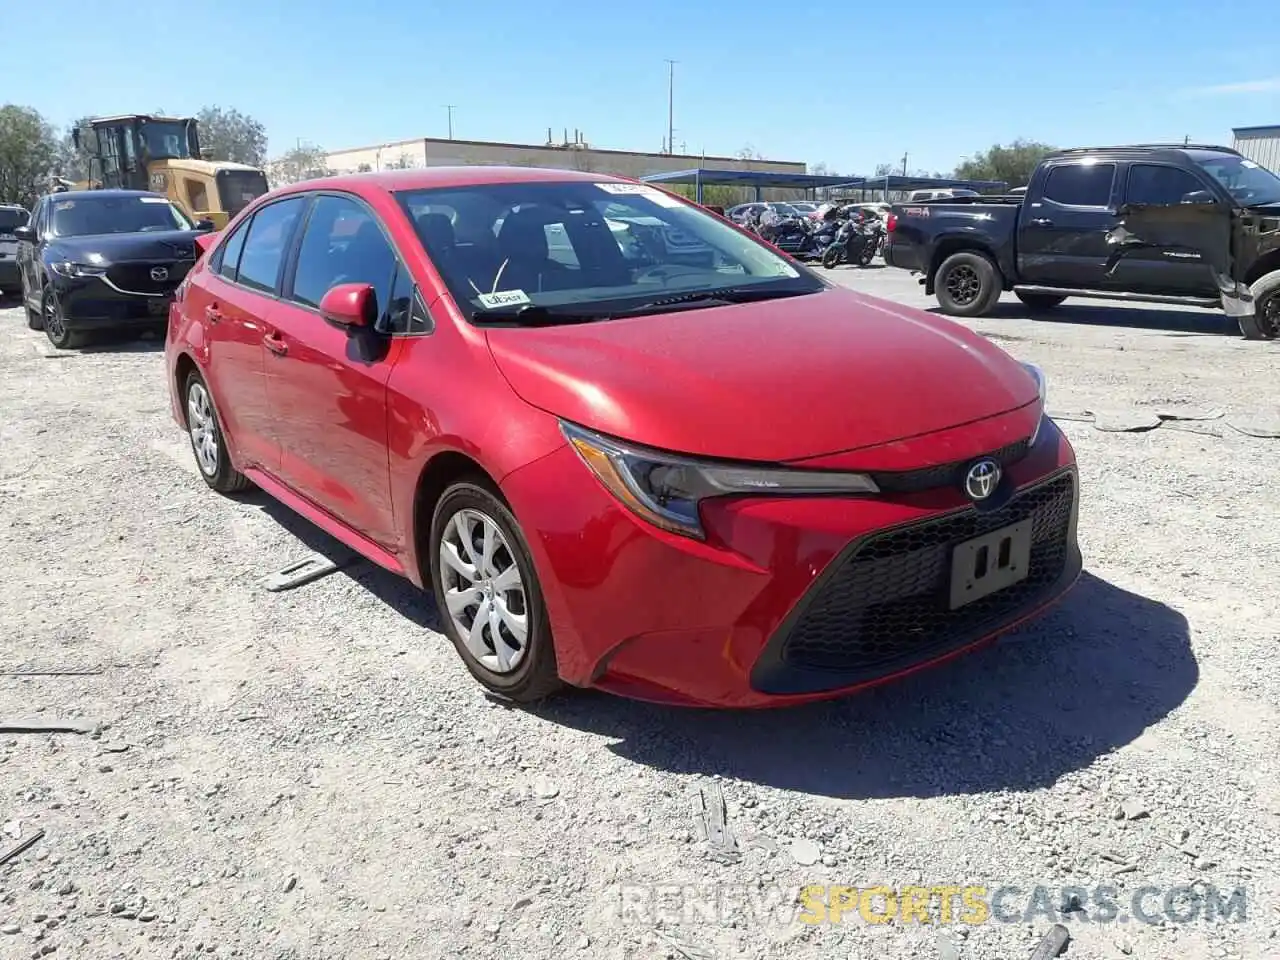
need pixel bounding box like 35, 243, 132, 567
147, 298, 171, 316
949, 518, 1033, 610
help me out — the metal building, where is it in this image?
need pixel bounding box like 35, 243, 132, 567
1231, 125, 1280, 171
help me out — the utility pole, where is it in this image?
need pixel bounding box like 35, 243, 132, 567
1184, 134, 1190, 145
445, 105, 456, 140
664, 59, 678, 155
901, 152, 908, 176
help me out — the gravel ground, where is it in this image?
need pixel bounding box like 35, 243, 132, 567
1, 275, 1278, 960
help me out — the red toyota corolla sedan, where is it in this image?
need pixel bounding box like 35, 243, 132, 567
165, 166, 1082, 708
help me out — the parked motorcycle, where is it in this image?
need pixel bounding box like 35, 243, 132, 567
821, 217, 879, 269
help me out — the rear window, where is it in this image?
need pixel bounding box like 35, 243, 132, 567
0, 208, 28, 232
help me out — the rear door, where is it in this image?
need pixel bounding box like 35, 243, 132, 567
1103, 162, 1227, 296
261, 192, 402, 547
187, 196, 308, 471
1016, 160, 1119, 288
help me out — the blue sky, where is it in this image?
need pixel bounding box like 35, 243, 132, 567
11, 0, 1279, 175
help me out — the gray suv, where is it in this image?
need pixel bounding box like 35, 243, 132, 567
0, 204, 29, 297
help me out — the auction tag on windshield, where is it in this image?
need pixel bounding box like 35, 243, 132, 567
596, 182, 684, 208
140, 196, 170, 203
1241, 160, 1259, 168
476, 289, 531, 309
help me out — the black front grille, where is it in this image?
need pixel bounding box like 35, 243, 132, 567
106, 261, 191, 294
871, 437, 1032, 494
777, 472, 1075, 676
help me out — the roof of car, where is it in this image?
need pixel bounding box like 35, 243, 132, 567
41, 189, 163, 201
276, 165, 633, 196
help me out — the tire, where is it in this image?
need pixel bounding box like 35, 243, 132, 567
1238, 270, 1280, 340
857, 242, 876, 267
41, 288, 83, 349
24, 278, 43, 330
183, 370, 251, 494
934, 251, 1003, 318
821, 245, 843, 269
1016, 292, 1068, 310
429, 480, 563, 703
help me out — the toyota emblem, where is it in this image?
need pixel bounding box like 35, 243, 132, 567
964, 459, 1001, 501
150, 266, 169, 282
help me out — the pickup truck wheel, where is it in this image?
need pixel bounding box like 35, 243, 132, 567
935, 251, 1002, 318
1239, 270, 1280, 340
1016, 292, 1067, 310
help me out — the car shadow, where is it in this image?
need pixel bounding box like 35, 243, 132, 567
528, 571, 1196, 800
246, 492, 439, 631
950, 300, 1235, 337
76, 330, 167, 354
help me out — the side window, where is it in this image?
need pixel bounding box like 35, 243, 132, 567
1125, 165, 1210, 206
1041, 163, 1116, 207
290, 195, 395, 314
213, 215, 251, 281
236, 196, 307, 294
380, 263, 433, 335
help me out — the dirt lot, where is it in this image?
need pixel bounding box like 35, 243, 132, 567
1, 275, 1278, 960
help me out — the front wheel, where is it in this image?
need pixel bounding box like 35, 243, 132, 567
1016, 292, 1067, 310
821, 245, 843, 269
857, 242, 876, 266
430, 481, 563, 703
41, 288, 83, 349
1238, 270, 1280, 340
934, 251, 1003, 318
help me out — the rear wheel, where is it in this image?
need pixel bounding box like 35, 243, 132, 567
1238, 270, 1280, 340
821, 245, 843, 269
935, 251, 1003, 318
41, 288, 83, 349
857, 241, 876, 266
1016, 292, 1068, 310
430, 481, 562, 703
184, 370, 251, 493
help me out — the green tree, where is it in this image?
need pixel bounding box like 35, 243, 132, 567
0, 104, 58, 206
196, 106, 268, 166
953, 139, 1057, 188
268, 142, 328, 185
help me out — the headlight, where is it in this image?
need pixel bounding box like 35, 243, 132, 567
1020, 362, 1048, 445
50, 261, 107, 279
561, 421, 879, 540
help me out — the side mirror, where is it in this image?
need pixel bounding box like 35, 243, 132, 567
13, 225, 35, 243
319, 282, 376, 329
195, 218, 216, 232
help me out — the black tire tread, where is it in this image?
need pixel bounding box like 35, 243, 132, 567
183, 371, 251, 494
935, 250, 1003, 318
1239, 270, 1280, 340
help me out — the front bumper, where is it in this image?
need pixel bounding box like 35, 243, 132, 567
500, 416, 1081, 708
51, 262, 190, 330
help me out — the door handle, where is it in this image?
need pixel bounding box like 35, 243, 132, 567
263, 331, 288, 356
204, 304, 222, 323
1030, 218, 1054, 227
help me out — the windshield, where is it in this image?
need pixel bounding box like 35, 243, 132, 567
138, 121, 192, 160
1193, 153, 1280, 206
217, 170, 270, 217
0, 208, 28, 233
49, 195, 194, 237
397, 180, 822, 324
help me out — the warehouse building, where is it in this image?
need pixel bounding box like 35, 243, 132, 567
1231, 124, 1280, 170
321, 131, 807, 199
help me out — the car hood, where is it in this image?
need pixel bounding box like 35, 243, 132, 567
46, 230, 201, 264
485, 286, 1040, 462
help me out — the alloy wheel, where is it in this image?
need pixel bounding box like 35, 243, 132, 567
186, 381, 220, 477
43, 294, 67, 344
438, 508, 529, 674
1262, 292, 1280, 339
945, 264, 981, 306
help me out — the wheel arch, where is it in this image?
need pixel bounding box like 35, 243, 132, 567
173, 352, 200, 427
411, 449, 501, 585
1243, 251, 1280, 287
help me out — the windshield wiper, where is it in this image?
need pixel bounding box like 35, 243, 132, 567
470, 304, 609, 326
616, 285, 815, 315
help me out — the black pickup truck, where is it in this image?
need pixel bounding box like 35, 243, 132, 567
883, 143, 1280, 339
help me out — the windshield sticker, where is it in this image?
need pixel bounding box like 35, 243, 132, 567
1241, 160, 1259, 168
596, 183, 684, 208
476, 289, 531, 309
55, 201, 75, 210
140, 197, 170, 203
